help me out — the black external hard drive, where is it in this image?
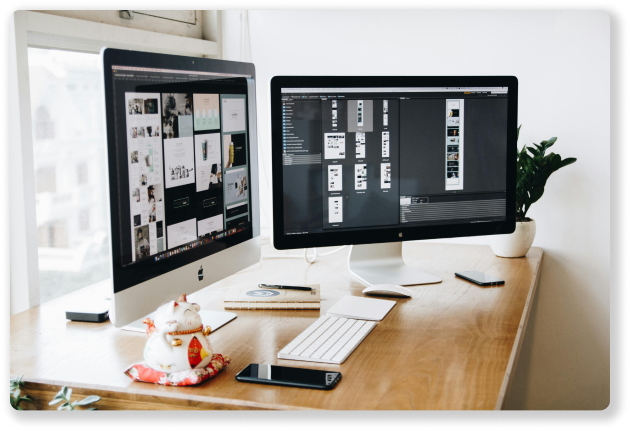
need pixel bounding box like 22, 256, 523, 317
65, 301, 110, 323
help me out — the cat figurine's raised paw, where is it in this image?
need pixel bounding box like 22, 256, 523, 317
143, 294, 213, 373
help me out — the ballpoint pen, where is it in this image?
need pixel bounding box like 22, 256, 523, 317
258, 284, 312, 291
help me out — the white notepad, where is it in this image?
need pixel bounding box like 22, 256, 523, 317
326, 295, 396, 321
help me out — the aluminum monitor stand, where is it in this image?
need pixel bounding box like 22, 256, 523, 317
348, 242, 442, 286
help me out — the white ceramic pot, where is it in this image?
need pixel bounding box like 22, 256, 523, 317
490, 219, 536, 258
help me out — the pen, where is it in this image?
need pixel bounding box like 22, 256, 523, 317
258, 284, 312, 291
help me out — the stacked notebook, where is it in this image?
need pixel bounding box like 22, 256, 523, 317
223, 284, 320, 310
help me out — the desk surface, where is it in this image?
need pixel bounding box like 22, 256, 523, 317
11, 242, 542, 410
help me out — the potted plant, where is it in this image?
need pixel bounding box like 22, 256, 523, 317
490, 126, 577, 258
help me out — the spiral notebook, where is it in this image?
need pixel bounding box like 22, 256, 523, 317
223, 284, 321, 310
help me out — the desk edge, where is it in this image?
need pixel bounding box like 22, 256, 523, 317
494, 247, 544, 410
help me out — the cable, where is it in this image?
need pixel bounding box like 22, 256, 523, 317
304, 248, 317, 264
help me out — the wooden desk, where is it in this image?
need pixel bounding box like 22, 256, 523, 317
11, 242, 542, 410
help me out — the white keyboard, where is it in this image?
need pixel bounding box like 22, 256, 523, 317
277, 316, 376, 364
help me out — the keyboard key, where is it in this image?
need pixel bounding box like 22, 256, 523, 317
311, 318, 354, 359
321, 320, 364, 361
332, 321, 375, 363
301, 318, 346, 358
289, 317, 338, 356
279, 317, 328, 354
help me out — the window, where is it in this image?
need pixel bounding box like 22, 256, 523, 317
29, 47, 111, 304
34, 106, 54, 139
36, 166, 56, 193
37, 220, 69, 248
79, 208, 90, 231
77, 162, 89, 185
11, 10, 221, 314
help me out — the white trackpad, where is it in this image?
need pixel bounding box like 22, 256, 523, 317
121, 310, 237, 333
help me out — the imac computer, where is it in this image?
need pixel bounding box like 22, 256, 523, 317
102, 49, 260, 327
270, 77, 517, 286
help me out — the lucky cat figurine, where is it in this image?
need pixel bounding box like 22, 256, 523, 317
143, 294, 213, 373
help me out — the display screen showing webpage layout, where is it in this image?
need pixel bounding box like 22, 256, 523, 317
109, 64, 253, 289
274, 80, 516, 247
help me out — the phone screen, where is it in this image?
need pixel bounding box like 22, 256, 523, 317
236, 364, 341, 389
456, 270, 504, 285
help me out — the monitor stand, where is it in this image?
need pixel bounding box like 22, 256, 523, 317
348, 242, 442, 286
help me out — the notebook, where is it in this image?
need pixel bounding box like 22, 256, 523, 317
223, 284, 320, 310
326, 295, 395, 321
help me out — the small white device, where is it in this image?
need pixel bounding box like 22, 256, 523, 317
327, 295, 396, 321
362, 284, 412, 298
123, 310, 237, 333
278, 316, 376, 364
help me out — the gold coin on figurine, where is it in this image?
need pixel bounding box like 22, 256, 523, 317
171, 338, 182, 347
203, 326, 212, 336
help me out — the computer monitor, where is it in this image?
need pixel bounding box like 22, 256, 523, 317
102, 49, 260, 327
270, 76, 517, 286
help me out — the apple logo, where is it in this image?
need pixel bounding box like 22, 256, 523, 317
198, 266, 203, 281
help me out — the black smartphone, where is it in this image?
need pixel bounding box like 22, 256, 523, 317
455, 270, 505, 286
235, 364, 341, 390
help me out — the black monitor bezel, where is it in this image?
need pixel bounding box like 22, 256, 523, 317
102, 48, 256, 293
270, 76, 518, 250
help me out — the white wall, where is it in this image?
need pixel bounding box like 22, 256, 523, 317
226, 10, 610, 409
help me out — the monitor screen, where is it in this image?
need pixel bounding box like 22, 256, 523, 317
105, 59, 255, 292
271, 78, 517, 249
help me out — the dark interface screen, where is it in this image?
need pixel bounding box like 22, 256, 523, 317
111, 66, 253, 266
280, 86, 509, 235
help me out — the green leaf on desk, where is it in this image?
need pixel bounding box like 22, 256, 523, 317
49, 397, 64, 405
59, 402, 72, 410
74, 395, 101, 406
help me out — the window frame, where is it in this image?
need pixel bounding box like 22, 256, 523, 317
9, 10, 221, 314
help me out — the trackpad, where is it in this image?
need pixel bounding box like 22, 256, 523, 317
121, 310, 237, 333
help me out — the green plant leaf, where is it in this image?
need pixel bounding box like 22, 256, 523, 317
553, 153, 562, 168
61, 386, 69, 399
74, 395, 101, 406
66, 388, 72, 401
529, 186, 545, 204
10, 376, 25, 392
560, 157, 577, 167
49, 397, 64, 405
